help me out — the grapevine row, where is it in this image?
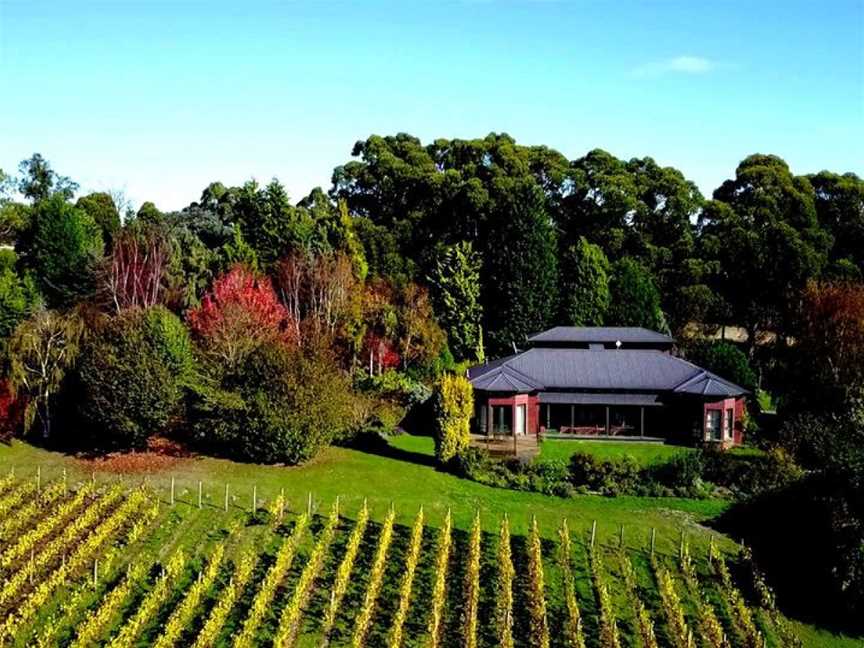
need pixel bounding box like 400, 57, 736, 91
0, 487, 155, 642
232, 511, 310, 648
386, 507, 424, 648
678, 538, 727, 648
69, 563, 149, 648
350, 506, 396, 648
0, 480, 97, 571
709, 544, 766, 648
274, 501, 341, 647
558, 520, 586, 648
0, 479, 65, 541
425, 510, 452, 648
36, 496, 158, 647
494, 516, 515, 648
620, 552, 659, 648
462, 511, 481, 648
0, 483, 124, 609
153, 539, 229, 648
319, 500, 370, 644
191, 550, 257, 648
652, 556, 695, 648
0, 477, 37, 519
588, 540, 622, 648
107, 550, 186, 648
526, 517, 550, 648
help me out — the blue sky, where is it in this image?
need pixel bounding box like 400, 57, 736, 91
1, 1, 862, 211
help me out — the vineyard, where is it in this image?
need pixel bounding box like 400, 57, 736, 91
0, 469, 801, 647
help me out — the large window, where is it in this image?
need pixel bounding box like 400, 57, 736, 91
705, 410, 721, 441
725, 408, 734, 440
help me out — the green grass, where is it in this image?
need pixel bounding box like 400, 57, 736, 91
0, 437, 723, 549
0, 436, 860, 647
538, 438, 693, 467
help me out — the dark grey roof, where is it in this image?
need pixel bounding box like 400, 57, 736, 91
469, 364, 545, 392
539, 392, 662, 406
527, 326, 674, 345
468, 348, 747, 397
672, 371, 745, 398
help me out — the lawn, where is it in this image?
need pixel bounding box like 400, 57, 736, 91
0, 436, 860, 647
538, 438, 693, 466
0, 436, 724, 551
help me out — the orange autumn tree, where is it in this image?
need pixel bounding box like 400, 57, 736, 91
187, 265, 297, 368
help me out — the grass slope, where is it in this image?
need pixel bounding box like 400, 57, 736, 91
0, 436, 859, 647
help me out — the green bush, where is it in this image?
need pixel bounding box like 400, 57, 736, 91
192, 342, 356, 464
568, 451, 641, 496
76, 306, 195, 448
432, 373, 473, 464
452, 448, 574, 497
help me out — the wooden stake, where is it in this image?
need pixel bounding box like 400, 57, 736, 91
198, 481, 203, 509
36, 466, 41, 493
650, 528, 656, 557
224, 484, 229, 512
590, 520, 597, 548
619, 524, 624, 548
93, 559, 98, 588
62, 468, 67, 491
279, 488, 285, 520
170, 476, 175, 506
307, 492, 312, 516
252, 485, 257, 514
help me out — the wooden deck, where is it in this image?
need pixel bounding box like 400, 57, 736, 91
470, 433, 539, 461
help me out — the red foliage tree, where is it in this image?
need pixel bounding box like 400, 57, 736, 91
187, 266, 297, 367
362, 332, 401, 374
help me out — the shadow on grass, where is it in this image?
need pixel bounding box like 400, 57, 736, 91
343, 433, 438, 468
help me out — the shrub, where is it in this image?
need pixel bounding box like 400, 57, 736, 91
192, 341, 356, 464
647, 452, 705, 494
568, 451, 640, 495
432, 373, 473, 464
76, 306, 195, 448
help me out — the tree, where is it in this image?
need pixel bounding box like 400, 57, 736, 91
483, 180, 559, 353
685, 340, 757, 393
785, 282, 864, 415
276, 250, 360, 343
105, 223, 171, 313
0, 254, 41, 352
699, 155, 829, 354
16, 153, 78, 202
433, 373, 473, 464
76, 192, 121, 244
192, 341, 356, 464
187, 266, 296, 368
559, 237, 610, 327
606, 258, 667, 331
7, 309, 84, 438
428, 241, 484, 362
808, 171, 864, 278
396, 282, 446, 369
76, 307, 195, 448
17, 193, 104, 306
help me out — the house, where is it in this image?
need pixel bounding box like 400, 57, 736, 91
467, 326, 748, 447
